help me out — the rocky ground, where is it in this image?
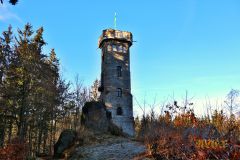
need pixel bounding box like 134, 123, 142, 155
69, 135, 147, 160
66, 102, 149, 160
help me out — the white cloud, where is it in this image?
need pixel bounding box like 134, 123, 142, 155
0, 3, 22, 23
0, 15, 4, 20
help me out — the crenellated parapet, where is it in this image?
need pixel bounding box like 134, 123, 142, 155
98, 29, 133, 48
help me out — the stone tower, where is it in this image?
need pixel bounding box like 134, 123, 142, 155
98, 29, 134, 136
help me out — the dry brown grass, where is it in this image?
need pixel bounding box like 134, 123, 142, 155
136, 111, 240, 160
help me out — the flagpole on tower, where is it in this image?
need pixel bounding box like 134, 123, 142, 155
114, 12, 117, 30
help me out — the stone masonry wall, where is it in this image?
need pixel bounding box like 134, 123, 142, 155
98, 29, 134, 136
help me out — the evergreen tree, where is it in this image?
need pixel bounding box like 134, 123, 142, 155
0, 23, 102, 158
0, 0, 18, 5
0, 26, 14, 147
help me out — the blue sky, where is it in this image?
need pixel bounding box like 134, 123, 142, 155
1, 0, 240, 116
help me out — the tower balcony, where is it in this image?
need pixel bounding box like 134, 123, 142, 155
98, 29, 133, 48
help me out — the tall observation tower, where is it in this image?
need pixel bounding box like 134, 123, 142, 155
98, 29, 134, 136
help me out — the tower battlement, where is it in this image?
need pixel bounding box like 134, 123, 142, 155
98, 29, 133, 48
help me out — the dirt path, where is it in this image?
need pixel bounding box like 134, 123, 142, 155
69, 137, 146, 160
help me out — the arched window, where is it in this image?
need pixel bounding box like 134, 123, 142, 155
117, 107, 123, 115
107, 45, 112, 52
117, 88, 122, 97
112, 45, 117, 51
117, 66, 122, 77
116, 32, 123, 38
118, 45, 123, 52
123, 46, 127, 53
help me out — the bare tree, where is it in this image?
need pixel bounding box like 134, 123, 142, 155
74, 75, 85, 108
182, 90, 194, 113
133, 95, 146, 118
73, 74, 84, 130
224, 89, 239, 117
90, 79, 100, 101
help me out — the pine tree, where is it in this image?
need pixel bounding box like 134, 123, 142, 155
0, 24, 86, 158
0, 26, 14, 147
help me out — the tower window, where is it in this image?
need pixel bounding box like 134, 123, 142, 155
116, 32, 123, 38
107, 45, 112, 52
117, 66, 122, 77
117, 88, 122, 97
116, 106, 123, 115
118, 32, 123, 38
118, 45, 123, 52
123, 46, 127, 53
112, 45, 117, 51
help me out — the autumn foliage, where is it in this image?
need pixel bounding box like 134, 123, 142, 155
135, 101, 240, 159
0, 138, 28, 160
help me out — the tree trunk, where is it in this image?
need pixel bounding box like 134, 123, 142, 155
49, 119, 53, 155
28, 125, 33, 157
43, 128, 48, 154
0, 115, 6, 147
37, 122, 43, 154
7, 118, 13, 143
18, 105, 26, 141
18, 91, 27, 141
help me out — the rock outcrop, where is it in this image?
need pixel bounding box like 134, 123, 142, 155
81, 101, 123, 135
53, 129, 77, 159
